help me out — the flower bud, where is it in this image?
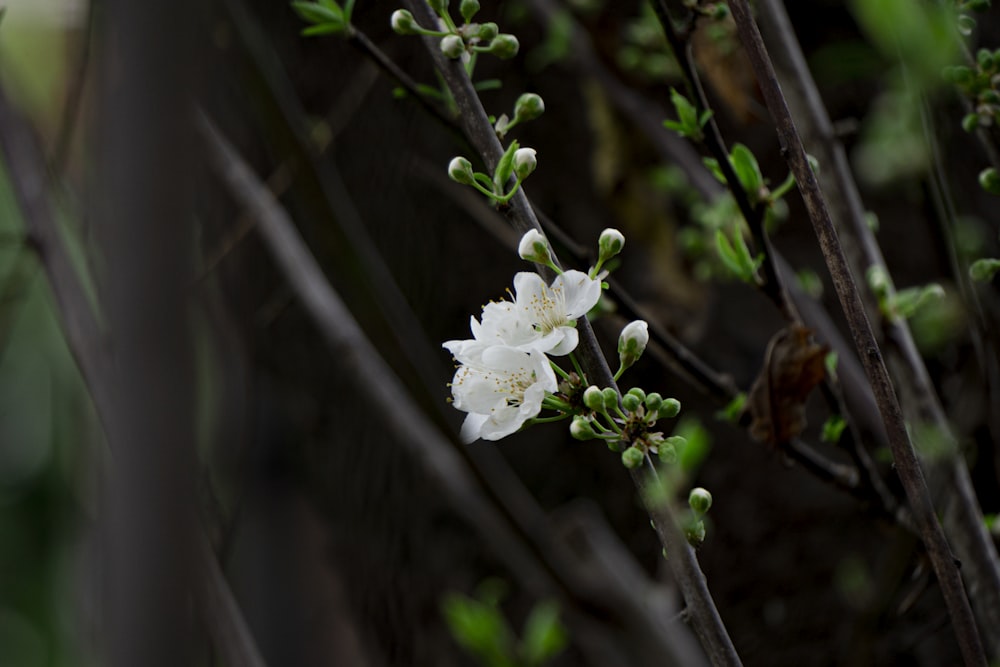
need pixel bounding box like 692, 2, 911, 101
645, 392, 663, 412
689, 487, 713, 515
513, 93, 545, 122
601, 387, 619, 410
477, 22, 499, 40
583, 385, 604, 411
448, 156, 475, 185
428, 0, 449, 14
512, 147, 537, 180
570, 416, 596, 441
488, 33, 519, 59
658, 398, 681, 420
626, 387, 645, 402
460, 0, 480, 22
685, 517, 706, 547
657, 439, 677, 464
390, 9, 419, 35
622, 393, 641, 412
518, 229, 552, 265
979, 167, 1000, 195
665, 434, 687, 450
621, 446, 645, 469
440, 34, 465, 59
617, 320, 649, 371
598, 228, 625, 263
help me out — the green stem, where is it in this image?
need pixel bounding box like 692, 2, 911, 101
550, 360, 571, 380
568, 351, 586, 382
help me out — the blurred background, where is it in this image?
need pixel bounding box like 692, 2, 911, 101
1, 0, 999, 665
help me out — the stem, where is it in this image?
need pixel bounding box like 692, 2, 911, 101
550, 360, 571, 381
568, 351, 586, 383
725, 2, 986, 664
400, 3, 741, 659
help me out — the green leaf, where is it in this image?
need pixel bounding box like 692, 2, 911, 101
494, 139, 520, 191
729, 143, 764, 198
824, 350, 839, 382
715, 392, 746, 423
474, 78, 503, 92
441, 593, 516, 667
343, 0, 356, 22
821, 415, 847, 444
663, 119, 687, 135
673, 417, 711, 473
970, 257, 1000, 282
715, 229, 746, 278
891, 283, 944, 319
702, 157, 726, 184
301, 22, 345, 36
291, 1, 342, 24
520, 600, 568, 666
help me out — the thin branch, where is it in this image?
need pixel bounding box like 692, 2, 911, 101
400, 2, 741, 664
725, 2, 986, 664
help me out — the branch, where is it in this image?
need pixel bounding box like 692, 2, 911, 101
724, 2, 986, 664
753, 0, 1000, 658
400, 2, 741, 664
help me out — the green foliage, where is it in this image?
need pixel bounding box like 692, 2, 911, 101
663, 89, 712, 141
850, 0, 958, 84
291, 0, 355, 36
441, 581, 568, 667
673, 416, 711, 474
970, 257, 1000, 282
715, 392, 746, 424
821, 415, 848, 444
714, 226, 763, 283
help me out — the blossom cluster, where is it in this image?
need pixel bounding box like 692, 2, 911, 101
443, 257, 602, 443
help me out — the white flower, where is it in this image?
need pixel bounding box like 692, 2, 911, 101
445, 270, 602, 359
618, 320, 649, 370
448, 346, 557, 442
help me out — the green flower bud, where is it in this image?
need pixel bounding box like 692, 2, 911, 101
512, 147, 537, 180
979, 167, 1000, 195
390, 9, 419, 35
622, 446, 645, 469
488, 33, 519, 59
645, 392, 663, 412
665, 434, 687, 450
448, 156, 475, 184
658, 398, 681, 419
601, 387, 619, 410
606, 439, 624, 452
689, 487, 713, 515
570, 416, 596, 440
967, 0, 991, 11
978, 48, 994, 70
685, 518, 706, 547
709, 3, 729, 19
622, 393, 641, 412
517, 229, 551, 265
460, 0, 480, 22
626, 387, 646, 402
617, 320, 649, 371
942, 65, 974, 85
513, 93, 545, 122
582, 385, 604, 411
657, 439, 677, 464
477, 22, 499, 40
598, 228, 625, 264
440, 34, 465, 59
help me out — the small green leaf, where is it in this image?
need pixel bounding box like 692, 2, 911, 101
291, 1, 342, 24
730, 143, 764, 198
301, 22, 345, 36
970, 257, 1000, 282
494, 140, 520, 191
824, 350, 839, 382
891, 283, 944, 319
673, 417, 711, 473
442, 593, 515, 666
702, 157, 726, 184
520, 601, 568, 666
821, 415, 847, 444
715, 392, 746, 423
715, 229, 746, 278
474, 79, 503, 92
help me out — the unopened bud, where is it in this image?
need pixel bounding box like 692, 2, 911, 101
622, 393, 641, 412
428, 0, 449, 14
512, 147, 537, 180
685, 517, 706, 547
570, 416, 596, 440
618, 320, 649, 371
477, 22, 499, 40
658, 398, 681, 420
645, 392, 663, 412
448, 156, 475, 185
601, 387, 619, 410
440, 34, 465, 59
598, 228, 625, 264
517, 229, 551, 265
390, 9, 419, 35
460, 0, 480, 22
689, 487, 713, 515
622, 446, 645, 469
583, 385, 604, 411
626, 387, 646, 402
657, 439, 677, 464
979, 167, 1000, 195
488, 33, 519, 59
514, 93, 545, 122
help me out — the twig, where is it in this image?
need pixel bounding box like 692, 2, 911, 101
753, 0, 1000, 658
725, 2, 986, 664
199, 113, 706, 667
400, 2, 741, 664
649, 0, 797, 324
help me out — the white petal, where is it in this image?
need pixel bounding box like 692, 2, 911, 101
555, 270, 603, 319
545, 327, 579, 356
460, 412, 489, 443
